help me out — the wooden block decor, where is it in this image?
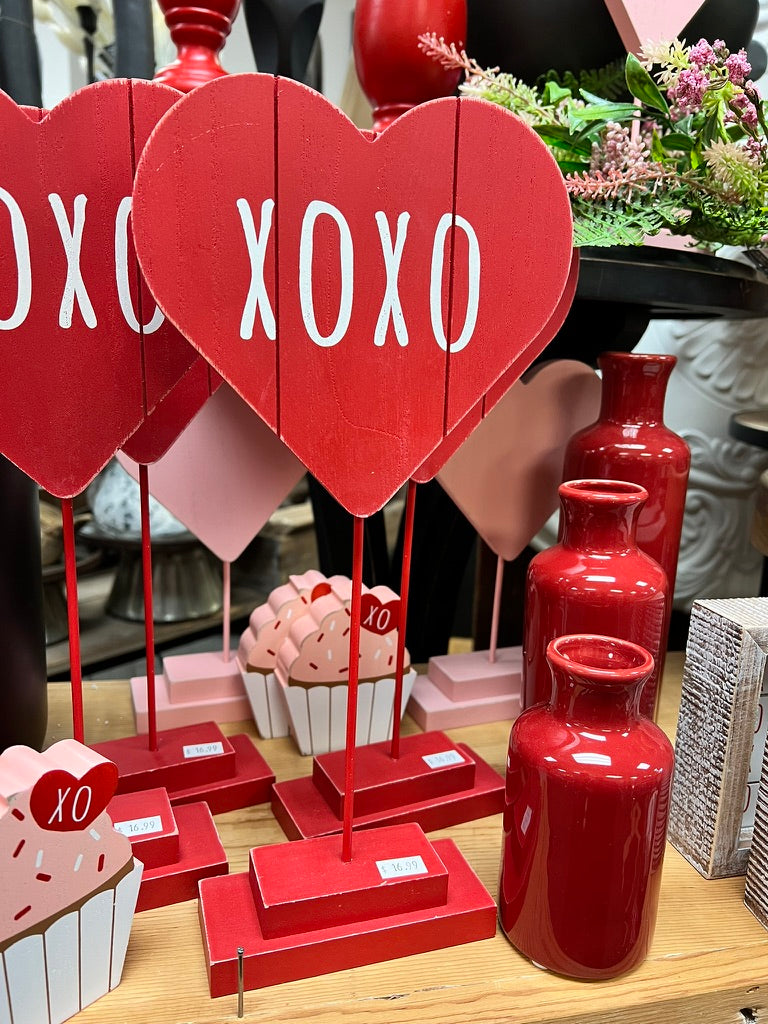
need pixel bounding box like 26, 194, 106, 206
668, 598, 768, 878
131, 74, 574, 517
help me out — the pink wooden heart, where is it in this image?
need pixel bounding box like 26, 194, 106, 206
118, 384, 304, 562
604, 0, 705, 54
132, 74, 573, 517
0, 79, 197, 497
413, 249, 580, 483
122, 358, 222, 464
437, 361, 602, 560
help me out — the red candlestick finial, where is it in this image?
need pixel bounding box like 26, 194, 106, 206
353, 0, 467, 132
154, 0, 240, 93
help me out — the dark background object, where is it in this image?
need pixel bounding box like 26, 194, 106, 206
242, 0, 323, 87
0, 458, 48, 750
0, 0, 42, 105
114, 0, 155, 79
466, 0, 765, 84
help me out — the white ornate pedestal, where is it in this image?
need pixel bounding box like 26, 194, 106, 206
636, 313, 768, 609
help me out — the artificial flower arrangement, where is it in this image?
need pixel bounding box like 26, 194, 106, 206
419, 33, 768, 250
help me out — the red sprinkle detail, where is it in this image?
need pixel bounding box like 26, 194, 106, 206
97, 854, 105, 873
339, 666, 348, 673
14, 906, 31, 921
301, 596, 308, 604
11, 809, 24, 820
12, 840, 24, 858
308, 662, 318, 670
274, 620, 281, 629
36, 873, 51, 882
266, 648, 275, 657
316, 633, 324, 643
344, 607, 351, 617
342, 627, 350, 637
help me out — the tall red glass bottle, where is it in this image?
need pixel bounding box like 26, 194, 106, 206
500, 633, 674, 979
523, 480, 667, 716
563, 352, 691, 715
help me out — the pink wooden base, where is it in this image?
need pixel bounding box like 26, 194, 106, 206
108, 788, 228, 912
130, 651, 251, 732
93, 722, 275, 815
199, 835, 496, 996
407, 648, 523, 730
271, 733, 504, 841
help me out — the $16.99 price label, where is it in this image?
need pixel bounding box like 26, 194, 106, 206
376, 855, 428, 881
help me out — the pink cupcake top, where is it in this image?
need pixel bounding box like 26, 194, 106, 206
276, 584, 409, 687
0, 740, 133, 948
238, 570, 347, 673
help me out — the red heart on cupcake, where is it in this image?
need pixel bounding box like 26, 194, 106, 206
131, 74, 573, 516
0, 79, 196, 497
360, 594, 400, 635
30, 762, 119, 832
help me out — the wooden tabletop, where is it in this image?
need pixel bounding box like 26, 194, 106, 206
45, 652, 768, 1024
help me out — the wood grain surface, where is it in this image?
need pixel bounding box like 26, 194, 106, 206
44, 652, 768, 1024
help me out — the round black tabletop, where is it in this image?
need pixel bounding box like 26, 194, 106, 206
577, 246, 768, 321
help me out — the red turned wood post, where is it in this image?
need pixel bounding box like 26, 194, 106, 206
154, 0, 240, 92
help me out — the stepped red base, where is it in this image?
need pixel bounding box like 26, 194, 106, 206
271, 733, 504, 841
108, 787, 228, 912
94, 722, 274, 814
199, 834, 496, 996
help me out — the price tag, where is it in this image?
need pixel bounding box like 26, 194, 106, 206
376, 855, 428, 881
422, 749, 464, 769
113, 815, 163, 837
183, 742, 225, 758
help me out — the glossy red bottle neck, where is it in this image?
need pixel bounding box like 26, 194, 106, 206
546, 634, 653, 727
597, 351, 676, 427
557, 479, 647, 553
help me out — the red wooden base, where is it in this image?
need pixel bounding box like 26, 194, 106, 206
271, 733, 504, 841
93, 722, 274, 814
199, 833, 496, 996
108, 787, 228, 912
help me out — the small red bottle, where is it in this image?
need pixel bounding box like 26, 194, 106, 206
499, 633, 674, 979
563, 352, 691, 715
523, 479, 668, 715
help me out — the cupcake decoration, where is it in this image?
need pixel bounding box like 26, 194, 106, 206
0, 740, 142, 1024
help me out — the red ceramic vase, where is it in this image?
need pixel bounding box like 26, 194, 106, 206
499, 633, 674, 979
522, 480, 668, 716
563, 352, 691, 713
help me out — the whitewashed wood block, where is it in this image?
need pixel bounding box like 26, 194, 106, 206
669, 597, 768, 878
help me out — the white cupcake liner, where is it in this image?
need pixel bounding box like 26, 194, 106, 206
282, 670, 417, 756
1, 857, 142, 1024
239, 663, 291, 739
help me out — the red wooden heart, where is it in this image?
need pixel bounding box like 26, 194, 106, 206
29, 762, 119, 832
0, 79, 197, 497
360, 593, 400, 635
132, 74, 573, 516
122, 358, 222, 464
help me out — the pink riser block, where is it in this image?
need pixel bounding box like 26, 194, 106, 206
428, 647, 522, 700
407, 675, 522, 731
130, 673, 252, 733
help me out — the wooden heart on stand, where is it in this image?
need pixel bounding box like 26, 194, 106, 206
604, 0, 707, 54
437, 360, 602, 560
0, 80, 194, 498
119, 384, 304, 563
131, 74, 573, 517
